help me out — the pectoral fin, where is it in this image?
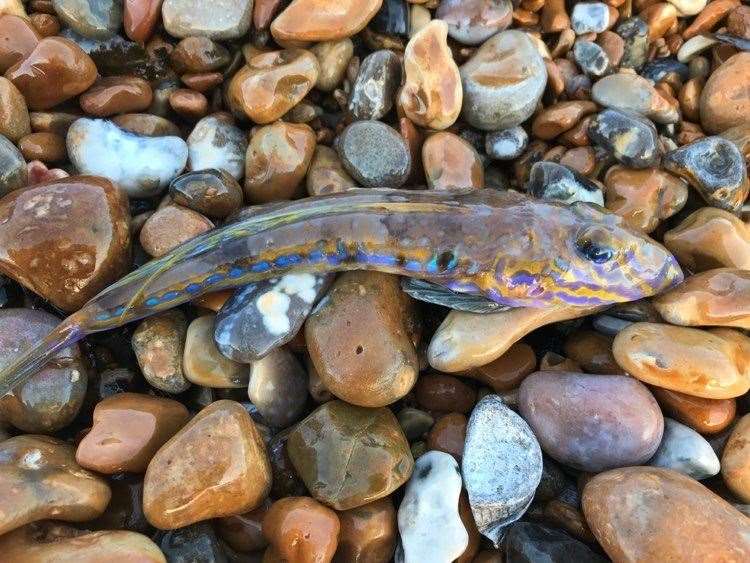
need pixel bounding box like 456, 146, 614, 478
400, 278, 511, 313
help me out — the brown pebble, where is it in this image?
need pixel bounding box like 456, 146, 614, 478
721, 414, 750, 502
0, 76, 30, 142
139, 205, 214, 258
531, 101, 597, 141
112, 113, 181, 137
168, 88, 208, 120
727, 5, 750, 38
683, 0, 740, 40
79, 76, 153, 117
641, 2, 677, 41
270, 0, 383, 42
180, 71, 223, 92
652, 387, 736, 435
469, 342, 537, 392
700, 52, 750, 134
305, 145, 357, 196
426, 412, 467, 460
539, 351, 581, 372
263, 496, 340, 563
183, 315, 248, 388
170, 36, 230, 73
334, 497, 397, 563
18, 131, 65, 163
311, 39, 353, 92
132, 310, 190, 394
124, 0, 163, 44
564, 330, 623, 374
596, 30, 624, 67
559, 146, 596, 175
541, 0, 569, 32
415, 373, 476, 413
422, 131, 484, 191
0, 14, 40, 73
216, 502, 270, 553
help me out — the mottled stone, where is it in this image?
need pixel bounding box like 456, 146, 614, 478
52, 0, 122, 39
504, 522, 607, 563
157, 522, 225, 563
140, 204, 213, 257
18, 132, 66, 163
270, 0, 383, 42
422, 131, 483, 191
170, 169, 243, 219
335, 497, 397, 563
248, 347, 308, 428
132, 310, 190, 393
588, 109, 660, 168
722, 414, 750, 502
485, 127, 527, 160
184, 315, 248, 388
162, 0, 252, 39
462, 395, 542, 546
700, 53, 750, 134
613, 322, 750, 399
348, 50, 401, 121
287, 400, 414, 510
306, 145, 357, 195
573, 41, 610, 77
0, 77, 30, 142
571, 2, 609, 34
187, 115, 247, 180
460, 30, 547, 130
649, 418, 720, 479
143, 400, 272, 529
337, 120, 411, 188
526, 161, 603, 205
582, 467, 750, 562
263, 497, 340, 563
0, 435, 111, 535
311, 39, 353, 92
436, 0, 511, 45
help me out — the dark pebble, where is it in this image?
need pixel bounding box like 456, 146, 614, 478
348, 50, 402, 121
504, 522, 608, 563
169, 169, 244, 219
157, 523, 227, 563
616, 17, 649, 70
485, 126, 528, 160
589, 109, 660, 168
369, 0, 409, 37
526, 161, 604, 205
573, 41, 610, 77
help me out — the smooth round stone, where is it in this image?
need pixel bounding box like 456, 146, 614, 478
422, 131, 483, 191
573, 41, 610, 77
52, 0, 122, 39
0, 309, 87, 433
654, 268, 750, 329
168, 88, 208, 120
170, 169, 243, 219
0, 15, 40, 73
641, 57, 689, 83
526, 161, 603, 205
0, 77, 30, 142
485, 127, 527, 160
667, 0, 706, 15
143, 400, 272, 529
187, 115, 247, 180
348, 50, 401, 121
67, 118, 188, 198
613, 322, 750, 399
263, 497, 340, 563
0, 523, 165, 563
603, 165, 688, 233
415, 373, 476, 414
460, 30, 547, 131
0, 435, 111, 535
170, 37, 230, 73
462, 395, 542, 546
701, 53, 750, 134
26, 160, 68, 186
310, 39, 353, 92
76, 393, 189, 474
306, 145, 357, 195
0, 175, 130, 311
400, 20, 461, 130
571, 2, 609, 34
468, 342, 536, 392
677, 35, 717, 64
132, 310, 190, 393
4, 36, 96, 110
227, 49, 319, 125
426, 413, 467, 461
305, 272, 419, 408
723, 414, 750, 502
162, 0, 252, 39
336, 497, 398, 563
270, 0, 383, 42
215, 273, 329, 362
216, 503, 269, 553
531, 101, 597, 141
287, 400, 414, 510
504, 522, 607, 563
79, 76, 153, 117
519, 371, 662, 471
140, 204, 213, 257
592, 73, 679, 125
337, 120, 411, 188
124, 0, 162, 43
0, 133, 28, 195
244, 121, 316, 203
398, 408, 434, 441
563, 330, 621, 374
247, 347, 308, 428
397, 451, 468, 563
664, 207, 750, 271
582, 467, 750, 561
158, 522, 225, 563
662, 136, 749, 213
588, 109, 660, 168
436, 0, 511, 45
184, 315, 248, 388
652, 388, 736, 435
648, 418, 720, 479
18, 132, 66, 163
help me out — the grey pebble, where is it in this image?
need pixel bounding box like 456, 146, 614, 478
348, 50, 402, 121
53, 0, 122, 39
187, 116, 247, 180
588, 109, 660, 168
0, 134, 27, 196
571, 2, 610, 35
526, 161, 604, 206
573, 41, 610, 77
648, 418, 721, 480
337, 120, 411, 188
616, 17, 649, 70
247, 347, 308, 429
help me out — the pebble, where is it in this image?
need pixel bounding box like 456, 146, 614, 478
573, 41, 610, 77
337, 120, 411, 188
613, 322, 750, 399
582, 467, 750, 561
531, 101, 597, 141
369, 0, 408, 36
158, 522, 225, 563
0, 77, 30, 142
248, 347, 308, 428
485, 126, 527, 160
140, 204, 214, 257
0, 309, 87, 433
0, 175, 130, 311
700, 53, 750, 134
228, 49, 319, 125
80, 76, 153, 118
244, 121, 316, 203
336, 497, 398, 563
564, 330, 622, 374
526, 161, 604, 205
348, 49, 401, 121
310, 39, 353, 92
616, 17, 649, 70
112, 113, 181, 137
132, 310, 190, 393
503, 522, 607, 563
653, 388, 736, 435
170, 169, 244, 219
397, 451, 468, 563
306, 145, 357, 195
519, 371, 663, 471
306, 272, 419, 408
76, 392, 189, 474
648, 418, 720, 479
168, 88, 207, 120
571, 2, 609, 34
722, 414, 750, 502
170, 37, 230, 73
422, 131, 484, 191
436, 0, 511, 45
162, 0, 252, 39
400, 21, 462, 130
588, 108, 660, 168
663, 136, 749, 213
143, 400, 272, 529
664, 207, 750, 271
468, 342, 536, 392
0, 15, 40, 73
263, 496, 340, 563
216, 274, 329, 362
0, 435, 111, 535
460, 30, 547, 130
18, 132, 66, 163
426, 412, 467, 461
398, 407, 434, 441
415, 373, 476, 414
67, 118, 188, 197
52, 0, 122, 39
123, 0, 162, 44
287, 400, 414, 510
5, 37, 96, 110
216, 503, 269, 553
0, 133, 27, 195
184, 315, 248, 388
187, 115, 247, 180
462, 395, 542, 546
270, 0, 383, 42
591, 73, 679, 124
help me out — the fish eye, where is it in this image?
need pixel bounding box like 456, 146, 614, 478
575, 227, 616, 264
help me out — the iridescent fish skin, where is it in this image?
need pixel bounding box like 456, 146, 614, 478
0, 189, 682, 395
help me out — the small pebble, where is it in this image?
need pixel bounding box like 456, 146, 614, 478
306, 145, 357, 195
648, 418, 720, 479
652, 388, 736, 435
504, 522, 607, 563
700, 52, 750, 134
169, 169, 244, 219
132, 310, 190, 393
617, 17, 649, 69
571, 2, 610, 34
337, 120, 411, 188
591, 73, 679, 124
247, 347, 308, 428
573, 40, 610, 77
310, 39, 353, 92
161, 0, 252, 39
184, 315, 248, 388
436, 0, 512, 45
588, 109, 660, 168
270, 0, 383, 43
336, 498, 398, 563
140, 204, 214, 257
422, 131, 484, 191
427, 412, 467, 461
187, 115, 247, 180
79, 75, 153, 116
526, 161, 604, 205
0, 133, 27, 195
348, 49, 401, 121
0, 76, 31, 142
158, 522, 225, 563
485, 127, 528, 160
722, 414, 750, 502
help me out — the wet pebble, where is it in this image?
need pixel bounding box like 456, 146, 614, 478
652, 388, 736, 435
140, 204, 214, 257
311, 39, 353, 92
616, 17, 649, 70
169, 169, 243, 219
263, 496, 340, 563
270, 0, 383, 42
248, 347, 308, 428
306, 145, 357, 195
52, 0, 122, 39
588, 109, 660, 168
18, 132, 66, 163
0, 133, 27, 195
526, 161, 604, 205
158, 522, 225, 563
571, 2, 609, 34
337, 120, 411, 188
722, 414, 750, 502
415, 373, 476, 414
170, 36, 230, 73
426, 412, 467, 461
436, 0, 511, 45
187, 115, 247, 180
573, 41, 610, 77
336, 497, 398, 563
0, 77, 30, 142
348, 49, 401, 121
485, 126, 527, 160
422, 131, 484, 191
184, 315, 248, 388
0, 15, 40, 73
700, 52, 750, 134
216, 503, 269, 554
591, 72, 679, 124
503, 522, 607, 563
648, 417, 720, 479
162, 0, 252, 39
132, 310, 190, 393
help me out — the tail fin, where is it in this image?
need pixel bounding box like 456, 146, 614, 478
0, 318, 85, 397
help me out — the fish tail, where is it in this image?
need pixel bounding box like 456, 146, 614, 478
0, 316, 86, 397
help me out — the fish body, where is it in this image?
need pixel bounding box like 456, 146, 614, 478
0, 188, 683, 395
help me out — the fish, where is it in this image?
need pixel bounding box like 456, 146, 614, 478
0, 188, 683, 396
